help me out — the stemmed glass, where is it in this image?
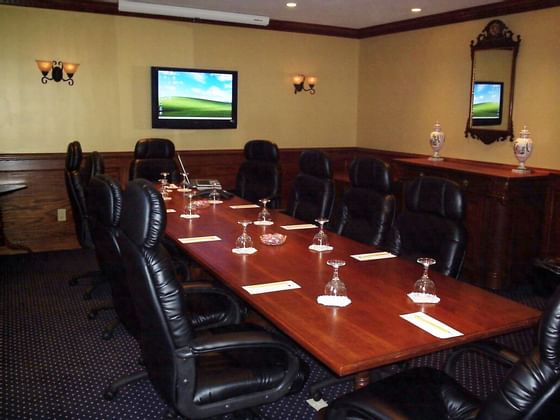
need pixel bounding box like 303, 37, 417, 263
256, 198, 272, 224
312, 218, 329, 248
235, 220, 253, 249
324, 259, 348, 297
413, 257, 437, 296
181, 191, 199, 219
209, 181, 221, 203
159, 172, 170, 200
180, 172, 191, 191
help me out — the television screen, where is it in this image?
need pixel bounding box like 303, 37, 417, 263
151, 66, 238, 129
471, 81, 503, 126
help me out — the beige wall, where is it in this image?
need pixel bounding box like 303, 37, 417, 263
357, 7, 560, 169
0, 6, 358, 153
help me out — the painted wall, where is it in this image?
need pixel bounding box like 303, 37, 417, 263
0, 6, 358, 153
357, 7, 560, 169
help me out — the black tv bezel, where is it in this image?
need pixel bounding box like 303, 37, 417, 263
151, 66, 238, 130
471, 81, 504, 127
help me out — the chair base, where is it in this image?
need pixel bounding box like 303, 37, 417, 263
103, 370, 148, 401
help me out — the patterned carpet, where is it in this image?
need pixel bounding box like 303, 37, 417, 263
0, 250, 547, 419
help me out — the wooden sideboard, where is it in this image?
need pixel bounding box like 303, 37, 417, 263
393, 158, 549, 289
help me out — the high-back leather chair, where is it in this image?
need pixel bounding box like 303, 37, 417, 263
385, 176, 467, 278
336, 157, 395, 246
286, 150, 334, 223
235, 139, 282, 208
64, 141, 93, 249
116, 178, 307, 418
129, 138, 180, 183
81, 151, 105, 187
326, 285, 560, 420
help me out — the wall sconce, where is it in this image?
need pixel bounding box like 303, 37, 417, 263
293, 74, 317, 95
36, 60, 80, 86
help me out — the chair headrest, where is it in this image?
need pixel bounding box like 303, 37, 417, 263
539, 285, 560, 368
405, 176, 465, 221
87, 175, 122, 228
65, 141, 82, 171
134, 138, 175, 159
244, 140, 279, 162
299, 150, 332, 179
81, 151, 105, 185
349, 157, 392, 194
121, 179, 166, 249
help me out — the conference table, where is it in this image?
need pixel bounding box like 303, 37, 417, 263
164, 189, 541, 381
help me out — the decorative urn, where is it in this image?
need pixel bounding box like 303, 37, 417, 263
429, 121, 445, 161
512, 125, 533, 173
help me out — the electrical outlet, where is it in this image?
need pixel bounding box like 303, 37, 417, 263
57, 208, 67, 222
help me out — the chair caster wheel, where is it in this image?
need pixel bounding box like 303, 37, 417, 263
312, 391, 323, 402
102, 330, 114, 340
87, 310, 97, 320
69, 278, 78, 286
83, 291, 92, 300
103, 389, 116, 401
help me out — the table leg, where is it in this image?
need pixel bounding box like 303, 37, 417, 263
353, 371, 370, 389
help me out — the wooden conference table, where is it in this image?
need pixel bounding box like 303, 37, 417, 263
164, 190, 541, 379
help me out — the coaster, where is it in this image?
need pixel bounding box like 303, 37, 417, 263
407, 292, 441, 304
208, 200, 223, 204
308, 244, 333, 252
317, 295, 352, 307
254, 220, 274, 226
180, 214, 200, 219
232, 247, 257, 255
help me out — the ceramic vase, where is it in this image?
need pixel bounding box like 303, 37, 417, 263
512, 125, 533, 173
429, 121, 445, 161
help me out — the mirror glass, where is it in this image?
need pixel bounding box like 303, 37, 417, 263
465, 20, 520, 145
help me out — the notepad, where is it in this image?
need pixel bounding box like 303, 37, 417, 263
242, 280, 301, 295
351, 252, 396, 261
229, 204, 260, 209
178, 236, 221, 244
281, 224, 318, 230
400, 312, 463, 339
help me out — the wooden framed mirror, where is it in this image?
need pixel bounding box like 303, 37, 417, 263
465, 20, 520, 144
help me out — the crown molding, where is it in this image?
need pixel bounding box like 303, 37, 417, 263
1, 0, 559, 39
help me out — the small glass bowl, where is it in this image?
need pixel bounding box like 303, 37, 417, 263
260, 233, 287, 246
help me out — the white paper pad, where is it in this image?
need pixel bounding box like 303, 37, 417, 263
232, 247, 258, 255
407, 292, 441, 304
254, 220, 274, 226
180, 214, 200, 219
229, 204, 260, 209
317, 295, 352, 307
308, 244, 334, 252
281, 224, 318, 230
242, 280, 301, 295
351, 252, 396, 261
166, 209, 177, 213
400, 312, 463, 339
178, 236, 221, 244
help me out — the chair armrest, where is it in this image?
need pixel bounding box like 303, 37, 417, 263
188, 330, 296, 354
181, 282, 246, 322
444, 341, 521, 376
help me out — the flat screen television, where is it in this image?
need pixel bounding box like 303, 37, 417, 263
151, 66, 238, 129
471, 81, 504, 126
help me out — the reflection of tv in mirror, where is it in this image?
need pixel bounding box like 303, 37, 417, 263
151, 66, 238, 129
471, 81, 503, 126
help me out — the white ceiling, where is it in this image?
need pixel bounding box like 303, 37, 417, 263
114, 0, 501, 29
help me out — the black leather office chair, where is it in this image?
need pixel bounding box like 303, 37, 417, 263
129, 138, 180, 183
326, 285, 560, 420
65, 142, 105, 296
115, 178, 307, 417
235, 139, 282, 208
286, 150, 334, 223
86, 176, 248, 400
336, 157, 395, 246
385, 176, 467, 278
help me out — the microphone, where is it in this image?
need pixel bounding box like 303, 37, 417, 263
176, 153, 190, 185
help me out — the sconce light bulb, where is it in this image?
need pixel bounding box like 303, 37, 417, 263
307, 76, 317, 86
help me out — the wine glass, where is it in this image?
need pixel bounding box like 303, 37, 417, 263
209, 181, 221, 203
235, 220, 253, 249
312, 218, 329, 248
180, 172, 191, 191
324, 259, 347, 297
181, 191, 199, 219
256, 198, 271, 223
159, 172, 170, 200
413, 257, 437, 296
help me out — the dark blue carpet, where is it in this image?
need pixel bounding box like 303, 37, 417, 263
0, 250, 547, 419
